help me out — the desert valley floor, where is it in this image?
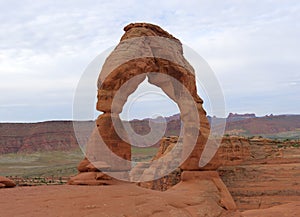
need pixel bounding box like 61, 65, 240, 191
1, 184, 300, 217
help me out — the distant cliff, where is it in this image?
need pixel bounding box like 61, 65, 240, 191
1, 113, 300, 154
225, 114, 300, 136
0, 121, 94, 154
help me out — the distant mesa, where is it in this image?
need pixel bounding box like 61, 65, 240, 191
227, 112, 256, 122
1, 113, 300, 155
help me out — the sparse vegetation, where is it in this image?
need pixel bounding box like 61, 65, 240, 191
0, 149, 84, 177
131, 147, 158, 162
292, 144, 300, 148
0, 147, 160, 182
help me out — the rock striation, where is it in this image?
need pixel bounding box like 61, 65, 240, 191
0, 121, 93, 154
138, 135, 300, 211
218, 137, 300, 211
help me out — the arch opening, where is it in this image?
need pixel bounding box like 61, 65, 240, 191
119, 76, 182, 164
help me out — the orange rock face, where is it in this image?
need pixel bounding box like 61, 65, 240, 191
76, 22, 211, 178
135, 135, 300, 213
0, 176, 16, 188
218, 137, 300, 211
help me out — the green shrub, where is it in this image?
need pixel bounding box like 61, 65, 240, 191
277, 144, 284, 148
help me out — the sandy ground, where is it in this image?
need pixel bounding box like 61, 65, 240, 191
1, 184, 299, 217
242, 202, 300, 217
1, 184, 146, 217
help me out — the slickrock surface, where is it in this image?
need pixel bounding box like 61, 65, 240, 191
0, 173, 241, 217
242, 201, 300, 217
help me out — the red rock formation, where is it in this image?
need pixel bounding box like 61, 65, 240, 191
75, 22, 210, 180
94, 22, 209, 171
218, 137, 300, 211
0, 182, 242, 217
1, 114, 299, 155
0, 121, 93, 154
242, 202, 300, 217
0, 176, 16, 188
69, 23, 240, 216
136, 135, 300, 212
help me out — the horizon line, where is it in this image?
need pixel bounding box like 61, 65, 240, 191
1, 112, 300, 124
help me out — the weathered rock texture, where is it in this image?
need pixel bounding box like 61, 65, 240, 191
96, 22, 209, 170
218, 137, 300, 211
242, 201, 300, 217
75, 22, 210, 178
70, 23, 239, 216
130, 136, 182, 190
140, 136, 300, 211
0, 176, 16, 188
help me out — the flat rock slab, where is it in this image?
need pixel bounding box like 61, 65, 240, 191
0, 182, 241, 217
243, 202, 300, 217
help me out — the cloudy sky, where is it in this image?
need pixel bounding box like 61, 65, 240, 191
0, 0, 299, 122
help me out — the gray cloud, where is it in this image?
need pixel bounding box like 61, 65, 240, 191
0, 0, 299, 122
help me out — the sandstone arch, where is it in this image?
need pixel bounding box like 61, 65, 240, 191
93, 23, 210, 171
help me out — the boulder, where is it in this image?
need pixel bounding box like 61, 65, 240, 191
68, 172, 113, 186
0, 176, 16, 188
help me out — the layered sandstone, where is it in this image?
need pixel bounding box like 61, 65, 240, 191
0, 121, 94, 154
140, 135, 300, 211
218, 137, 300, 211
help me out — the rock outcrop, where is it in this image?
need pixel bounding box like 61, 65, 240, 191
218, 137, 300, 211
0, 121, 94, 154
0, 176, 16, 188
130, 136, 182, 190
94, 22, 209, 171
242, 201, 300, 217
70, 22, 239, 216
137, 135, 300, 211
73, 22, 211, 182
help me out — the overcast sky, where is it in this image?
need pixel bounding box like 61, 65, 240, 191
0, 0, 299, 122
